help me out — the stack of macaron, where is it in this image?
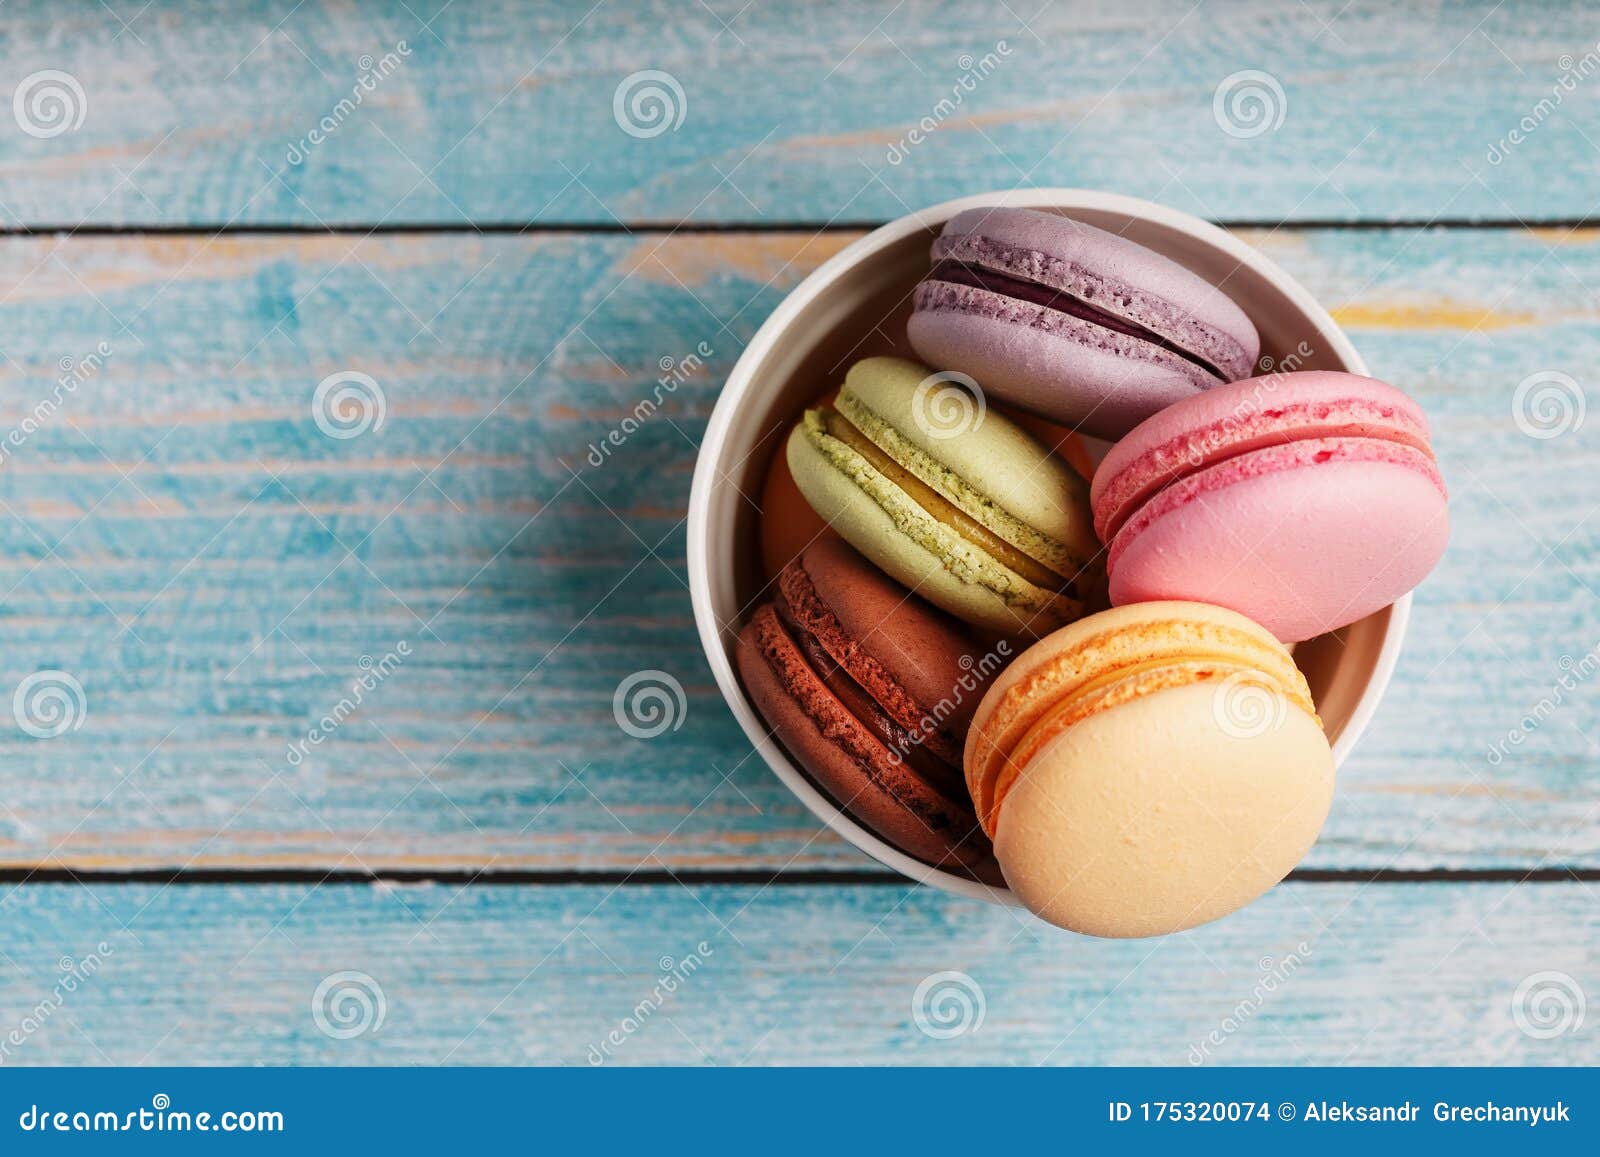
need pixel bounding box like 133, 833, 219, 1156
737, 538, 1002, 883
737, 206, 1449, 937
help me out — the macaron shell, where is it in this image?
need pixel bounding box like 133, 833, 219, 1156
795, 538, 982, 739
737, 609, 997, 879
786, 423, 1075, 636
839, 356, 1099, 569
934, 208, 1260, 373
993, 682, 1334, 938
759, 429, 833, 581
964, 601, 1307, 832
1092, 371, 1433, 542
908, 294, 1208, 440
1108, 452, 1449, 643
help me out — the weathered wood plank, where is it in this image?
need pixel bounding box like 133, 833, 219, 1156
0, 882, 1593, 1064
0, 226, 1595, 871
0, 0, 1592, 226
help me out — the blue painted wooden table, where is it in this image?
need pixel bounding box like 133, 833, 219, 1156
0, 0, 1596, 1065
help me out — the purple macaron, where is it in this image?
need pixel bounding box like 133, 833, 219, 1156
906, 207, 1261, 439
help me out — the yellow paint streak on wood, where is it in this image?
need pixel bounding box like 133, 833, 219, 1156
1332, 301, 1541, 331
616, 233, 859, 288
1525, 227, 1600, 244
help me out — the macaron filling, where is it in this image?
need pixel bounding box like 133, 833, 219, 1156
775, 554, 968, 775
924, 259, 1227, 379
1094, 394, 1437, 543
816, 407, 1071, 592
801, 406, 1092, 627
772, 597, 966, 796
834, 386, 1098, 584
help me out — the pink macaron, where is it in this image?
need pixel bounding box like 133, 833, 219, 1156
906, 207, 1260, 439
1090, 371, 1449, 643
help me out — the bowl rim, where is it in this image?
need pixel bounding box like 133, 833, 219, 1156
686, 187, 1409, 907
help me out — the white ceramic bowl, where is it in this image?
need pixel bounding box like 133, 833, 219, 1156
687, 189, 1408, 906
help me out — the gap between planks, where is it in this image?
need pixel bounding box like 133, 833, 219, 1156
1, 218, 1597, 237
0, 867, 1596, 886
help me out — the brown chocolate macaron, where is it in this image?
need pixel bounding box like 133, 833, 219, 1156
736, 538, 1003, 881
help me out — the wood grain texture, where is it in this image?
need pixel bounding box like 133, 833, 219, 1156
0, 225, 1595, 872
0, 881, 1594, 1065
0, 0, 1592, 227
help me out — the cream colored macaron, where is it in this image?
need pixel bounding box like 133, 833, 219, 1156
785, 356, 1100, 637
965, 601, 1335, 938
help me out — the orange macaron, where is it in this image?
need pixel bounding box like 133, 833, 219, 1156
966, 601, 1334, 937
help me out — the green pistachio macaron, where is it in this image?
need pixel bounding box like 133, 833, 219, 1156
786, 356, 1102, 637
